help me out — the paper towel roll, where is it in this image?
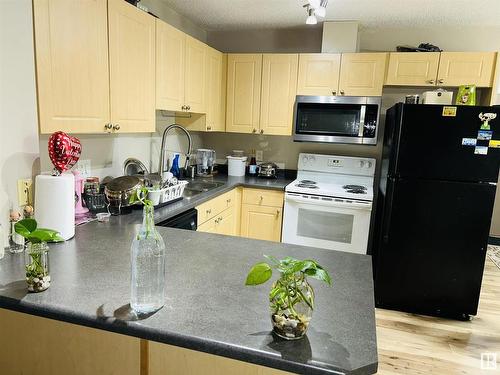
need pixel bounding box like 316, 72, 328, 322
35, 173, 75, 240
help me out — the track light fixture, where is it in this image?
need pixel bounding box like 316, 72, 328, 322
304, 0, 328, 25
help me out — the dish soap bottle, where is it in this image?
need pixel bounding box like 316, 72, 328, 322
130, 202, 166, 314
170, 154, 180, 178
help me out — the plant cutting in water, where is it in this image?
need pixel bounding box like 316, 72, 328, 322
246, 256, 331, 340
130, 188, 155, 239
14, 219, 63, 292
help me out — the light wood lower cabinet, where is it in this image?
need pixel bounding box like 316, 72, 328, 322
240, 204, 283, 242
149, 341, 291, 375
0, 308, 140, 375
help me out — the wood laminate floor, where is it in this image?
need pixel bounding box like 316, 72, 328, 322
375, 258, 500, 374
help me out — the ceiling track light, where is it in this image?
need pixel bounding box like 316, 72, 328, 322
304, 5, 317, 25
315, 0, 328, 18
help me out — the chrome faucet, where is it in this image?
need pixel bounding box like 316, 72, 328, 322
158, 124, 192, 178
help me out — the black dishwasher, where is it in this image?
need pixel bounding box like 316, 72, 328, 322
157, 209, 197, 231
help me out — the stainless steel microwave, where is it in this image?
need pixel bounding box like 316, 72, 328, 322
293, 96, 382, 145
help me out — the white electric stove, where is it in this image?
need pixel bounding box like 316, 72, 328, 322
283, 153, 376, 254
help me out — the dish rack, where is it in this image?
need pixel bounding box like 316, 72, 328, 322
160, 180, 188, 204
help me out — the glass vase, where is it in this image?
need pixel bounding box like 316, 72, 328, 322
130, 205, 166, 314
25, 242, 50, 292
269, 274, 314, 340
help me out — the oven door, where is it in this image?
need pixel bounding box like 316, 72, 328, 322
282, 193, 372, 254
293, 96, 380, 145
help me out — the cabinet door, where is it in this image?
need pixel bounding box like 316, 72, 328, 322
33, 0, 110, 134
437, 52, 497, 87
241, 204, 282, 242
197, 218, 216, 233
339, 53, 388, 96
260, 54, 298, 136
156, 19, 185, 112
216, 207, 236, 236
385, 52, 440, 86
185, 35, 206, 113
226, 54, 262, 134
108, 0, 155, 133
297, 53, 341, 96
206, 48, 226, 131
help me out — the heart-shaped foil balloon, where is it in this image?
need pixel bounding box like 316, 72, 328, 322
48, 131, 82, 174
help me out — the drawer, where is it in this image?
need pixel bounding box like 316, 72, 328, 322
242, 188, 284, 208
196, 189, 236, 224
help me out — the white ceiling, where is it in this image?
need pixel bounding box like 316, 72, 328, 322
159, 0, 500, 31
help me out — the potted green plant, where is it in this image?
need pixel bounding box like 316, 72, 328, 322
14, 219, 63, 292
245, 256, 331, 340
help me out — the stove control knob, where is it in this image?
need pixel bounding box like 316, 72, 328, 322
308, 155, 316, 163
366, 161, 373, 168
302, 155, 309, 165
358, 161, 365, 168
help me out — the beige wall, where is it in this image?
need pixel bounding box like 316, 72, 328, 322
0, 0, 40, 247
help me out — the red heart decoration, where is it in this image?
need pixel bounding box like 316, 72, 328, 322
48, 131, 82, 174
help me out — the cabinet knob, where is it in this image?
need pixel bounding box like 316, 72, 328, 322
113, 124, 120, 131
104, 123, 113, 132
260, 196, 263, 202
340, 90, 345, 95
252, 128, 257, 133
207, 126, 212, 131
187, 105, 191, 110
206, 209, 211, 214
181, 105, 186, 110
276, 209, 280, 217
260, 129, 264, 134
438, 79, 444, 84
427, 79, 436, 84
332, 90, 337, 96
227, 198, 231, 203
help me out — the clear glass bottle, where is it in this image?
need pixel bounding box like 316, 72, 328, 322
130, 205, 166, 314
25, 242, 50, 292
269, 274, 314, 340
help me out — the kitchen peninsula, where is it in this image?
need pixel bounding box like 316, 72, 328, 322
0, 199, 377, 375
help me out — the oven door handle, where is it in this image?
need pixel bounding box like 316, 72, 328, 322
285, 194, 372, 210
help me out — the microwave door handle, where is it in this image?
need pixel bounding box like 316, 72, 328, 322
358, 105, 366, 137
286, 194, 372, 210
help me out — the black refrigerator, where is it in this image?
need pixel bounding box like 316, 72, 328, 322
373, 103, 500, 320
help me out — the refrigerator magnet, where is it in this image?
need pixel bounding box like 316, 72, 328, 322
474, 146, 488, 155
477, 130, 493, 141
462, 138, 477, 146
489, 140, 500, 148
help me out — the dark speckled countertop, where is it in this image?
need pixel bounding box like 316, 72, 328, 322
0, 174, 378, 375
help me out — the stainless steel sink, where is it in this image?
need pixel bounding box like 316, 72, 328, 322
182, 180, 225, 199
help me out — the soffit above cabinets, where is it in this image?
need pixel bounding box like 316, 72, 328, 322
160, 0, 500, 30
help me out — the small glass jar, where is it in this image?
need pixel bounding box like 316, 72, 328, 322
25, 242, 50, 292
269, 275, 314, 340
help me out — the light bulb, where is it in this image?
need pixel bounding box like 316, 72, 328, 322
315, 6, 326, 17
308, 0, 320, 8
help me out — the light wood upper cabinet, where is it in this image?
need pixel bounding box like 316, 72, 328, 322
206, 47, 226, 131
108, 0, 155, 133
226, 54, 263, 134
34, 0, 110, 134
297, 53, 341, 95
260, 54, 298, 136
385, 52, 440, 86
339, 53, 388, 96
437, 52, 497, 87
184, 35, 206, 113
156, 19, 185, 112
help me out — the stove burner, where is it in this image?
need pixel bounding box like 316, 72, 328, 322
346, 189, 367, 194
296, 184, 319, 189
300, 180, 317, 184
343, 185, 367, 191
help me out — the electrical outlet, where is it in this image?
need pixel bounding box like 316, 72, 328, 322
75, 159, 91, 178
17, 179, 33, 206
256, 150, 263, 162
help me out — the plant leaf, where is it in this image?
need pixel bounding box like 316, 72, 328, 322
245, 262, 272, 286
305, 267, 332, 286
14, 218, 37, 237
